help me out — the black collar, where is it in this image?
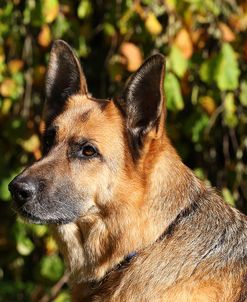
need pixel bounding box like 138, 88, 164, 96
90, 199, 199, 289
115, 251, 137, 271
90, 252, 138, 289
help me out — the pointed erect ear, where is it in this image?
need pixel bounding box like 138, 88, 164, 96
117, 54, 165, 158
44, 40, 88, 123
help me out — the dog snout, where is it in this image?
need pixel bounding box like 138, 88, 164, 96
9, 177, 37, 206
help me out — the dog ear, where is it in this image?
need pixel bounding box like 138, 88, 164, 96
117, 54, 165, 159
44, 40, 88, 123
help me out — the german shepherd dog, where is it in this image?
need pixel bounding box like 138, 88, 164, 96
9, 40, 247, 302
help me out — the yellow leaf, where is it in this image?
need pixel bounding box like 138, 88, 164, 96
165, 0, 176, 11
0, 78, 16, 97
8, 59, 24, 74
45, 236, 58, 255
19, 135, 40, 153
219, 23, 236, 42
229, 14, 247, 32
174, 28, 193, 59
225, 93, 236, 114
38, 25, 52, 47
145, 13, 162, 35
200, 96, 216, 115
1, 98, 12, 115
120, 42, 143, 72
43, 0, 59, 24
33, 65, 46, 86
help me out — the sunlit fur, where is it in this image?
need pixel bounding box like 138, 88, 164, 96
48, 94, 247, 302
10, 41, 247, 302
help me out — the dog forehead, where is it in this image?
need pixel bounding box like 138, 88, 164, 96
54, 94, 124, 140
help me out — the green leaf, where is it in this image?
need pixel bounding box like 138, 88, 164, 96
40, 255, 64, 282
118, 8, 134, 35
29, 1, 44, 27
164, 72, 184, 111
43, 0, 59, 24
78, 0, 92, 19
199, 44, 240, 91
0, 172, 18, 201
240, 81, 247, 107
222, 188, 235, 207
78, 36, 90, 57
215, 43, 240, 91
199, 56, 217, 84
191, 113, 209, 143
169, 46, 188, 78
53, 14, 70, 38
204, 0, 220, 16
0, 177, 12, 201
0, 281, 34, 300
17, 237, 35, 256
13, 220, 35, 256
103, 23, 116, 37
224, 92, 238, 128
30, 225, 48, 237
194, 167, 205, 180
54, 291, 71, 302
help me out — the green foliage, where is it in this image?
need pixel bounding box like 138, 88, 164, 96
199, 56, 218, 84
191, 113, 209, 143
165, 72, 184, 111
54, 291, 71, 302
14, 220, 35, 256
222, 188, 236, 207
200, 43, 240, 90
224, 92, 238, 128
0, 1, 247, 301
216, 43, 240, 91
40, 255, 64, 282
78, 0, 92, 19
240, 81, 247, 107
168, 46, 188, 78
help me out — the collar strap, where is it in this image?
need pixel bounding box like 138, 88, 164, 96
115, 251, 137, 271
90, 252, 137, 289
90, 200, 199, 288
99, 229, 166, 280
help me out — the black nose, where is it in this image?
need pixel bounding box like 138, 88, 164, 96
8, 178, 36, 206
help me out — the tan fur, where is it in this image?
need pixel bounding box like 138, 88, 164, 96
43, 94, 247, 301
10, 44, 247, 301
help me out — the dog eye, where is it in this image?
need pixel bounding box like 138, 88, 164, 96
80, 144, 97, 158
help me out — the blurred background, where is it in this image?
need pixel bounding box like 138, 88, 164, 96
0, 0, 247, 301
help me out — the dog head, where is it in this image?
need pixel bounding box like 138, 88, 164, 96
8, 40, 165, 225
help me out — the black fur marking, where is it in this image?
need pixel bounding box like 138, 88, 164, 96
116, 54, 165, 160
45, 40, 88, 123
81, 109, 91, 122
42, 125, 57, 155
160, 201, 199, 240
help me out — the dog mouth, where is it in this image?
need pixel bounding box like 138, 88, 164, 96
11, 201, 74, 225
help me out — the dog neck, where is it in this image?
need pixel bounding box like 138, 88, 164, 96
52, 136, 204, 285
